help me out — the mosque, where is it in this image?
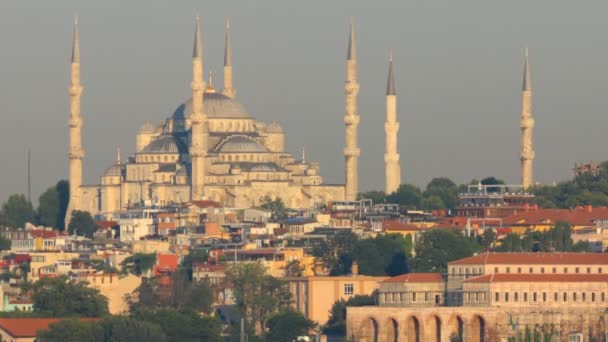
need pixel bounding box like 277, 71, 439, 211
65, 17, 379, 220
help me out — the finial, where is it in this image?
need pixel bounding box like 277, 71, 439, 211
386, 52, 396, 96
193, 15, 203, 59
347, 17, 356, 60
71, 14, 80, 63
224, 18, 232, 66
117, 146, 121, 164
301, 145, 306, 163
208, 70, 214, 87
389, 49, 393, 62
522, 47, 531, 91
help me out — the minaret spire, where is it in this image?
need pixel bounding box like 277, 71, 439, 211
520, 48, 535, 189
117, 146, 121, 164
190, 15, 208, 200
385, 52, 400, 194
65, 15, 85, 227
222, 18, 236, 99
343, 17, 360, 201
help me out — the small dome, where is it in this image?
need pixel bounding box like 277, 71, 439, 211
138, 121, 156, 134
104, 163, 122, 177
266, 122, 284, 133
142, 135, 185, 154
216, 136, 267, 153
173, 93, 250, 121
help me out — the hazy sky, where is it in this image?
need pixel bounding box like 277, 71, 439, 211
1, 1, 607, 204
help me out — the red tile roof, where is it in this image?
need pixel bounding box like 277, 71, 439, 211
449, 252, 608, 265
28, 230, 68, 239
382, 221, 423, 231
0, 318, 98, 338
502, 207, 608, 227
189, 200, 222, 209
96, 220, 118, 229
382, 273, 443, 283
464, 273, 608, 283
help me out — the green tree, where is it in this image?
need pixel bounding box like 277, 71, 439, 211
134, 308, 222, 342
353, 234, 410, 276
259, 196, 289, 221
122, 253, 156, 276
180, 248, 208, 280
423, 177, 459, 210
478, 228, 497, 249
312, 230, 358, 275
358, 190, 387, 203
67, 210, 98, 238
100, 316, 167, 342
37, 319, 103, 342
37, 186, 60, 228
481, 176, 506, 192
497, 233, 523, 252
30, 276, 109, 317
0, 236, 11, 251
323, 294, 376, 336
226, 262, 292, 333
1, 194, 35, 228
413, 229, 479, 272
283, 259, 305, 277
386, 184, 422, 208
56, 180, 70, 230
266, 310, 316, 342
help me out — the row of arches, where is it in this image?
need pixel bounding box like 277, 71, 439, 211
359, 314, 485, 342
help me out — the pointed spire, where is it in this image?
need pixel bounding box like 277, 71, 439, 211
71, 15, 80, 63
522, 48, 532, 91
193, 15, 202, 59
117, 146, 121, 164
224, 19, 232, 66
347, 17, 356, 60
301, 145, 306, 163
386, 51, 396, 95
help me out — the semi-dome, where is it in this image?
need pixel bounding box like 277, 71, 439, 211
173, 93, 250, 120
142, 135, 185, 154
216, 135, 267, 153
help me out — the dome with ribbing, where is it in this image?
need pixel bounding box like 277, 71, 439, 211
142, 135, 185, 154
216, 136, 267, 153
173, 93, 250, 120
103, 163, 122, 177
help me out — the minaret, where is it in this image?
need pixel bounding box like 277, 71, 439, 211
384, 53, 401, 194
65, 16, 84, 226
190, 16, 207, 200
222, 19, 236, 99
343, 18, 360, 201
520, 48, 534, 189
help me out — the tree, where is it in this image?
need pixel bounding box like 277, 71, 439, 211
122, 253, 156, 276
1, 194, 35, 228
56, 180, 70, 230
259, 196, 289, 221
312, 230, 358, 275
37, 186, 60, 228
358, 190, 386, 203
323, 294, 376, 336
481, 177, 506, 192
266, 310, 316, 342
67, 210, 98, 238
283, 259, 305, 277
353, 234, 410, 276
180, 248, 208, 280
386, 184, 422, 208
413, 229, 479, 272
423, 177, 459, 210
0, 236, 11, 251
134, 308, 222, 342
226, 262, 292, 333
37, 319, 103, 342
478, 228, 497, 249
30, 276, 109, 317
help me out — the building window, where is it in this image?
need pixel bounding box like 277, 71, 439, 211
573, 292, 577, 302
592, 293, 596, 302
344, 283, 354, 295
517, 267, 522, 273
533, 292, 537, 302
554, 293, 558, 301
582, 292, 586, 302
494, 267, 499, 273
425, 292, 429, 301
603, 293, 606, 302
564, 267, 568, 273
506, 267, 510, 273
599, 267, 603, 274
552, 267, 556, 273
412, 292, 416, 302
542, 292, 547, 302
540, 267, 545, 274
523, 293, 528, 302
564, 292, 568, 302
529, 267, 533, 273
575, 267, 580, 274
587, 267, 591, 274
495, 292, 499, 302
505, 293, 509, 302
514, 292, 519, 302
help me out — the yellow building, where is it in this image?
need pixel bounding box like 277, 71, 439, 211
28, 252, 79, 281
284, 274, 387, 325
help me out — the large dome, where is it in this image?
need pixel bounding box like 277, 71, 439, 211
173, 93, 250, 120
216, 135, 267, 153
142, 135, 186, 154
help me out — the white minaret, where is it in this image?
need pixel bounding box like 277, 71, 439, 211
343, 18, 360, 201
520, 48, 534, 189
385, 53, 400, 194
65, 16, 84, 226
190, 16, 207, 200
222, 19, 236, 99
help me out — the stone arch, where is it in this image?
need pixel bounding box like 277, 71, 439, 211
404, 316, 421, 342
470, 315, 486, 342
447, 314, 464, 342
425, 315, 442, 342
383, 318, 399, 342
359, 317, 379, 342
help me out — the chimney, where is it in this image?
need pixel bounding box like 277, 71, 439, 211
587, 205, 593, 213
351, 261, 359, 276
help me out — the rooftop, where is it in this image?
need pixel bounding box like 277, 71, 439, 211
381, 273, 443, 283
449, 252, 608, 266
464, 273, 608, 283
